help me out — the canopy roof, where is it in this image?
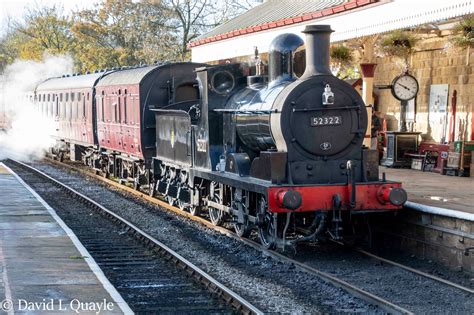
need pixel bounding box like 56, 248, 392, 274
189, 0, 374, 48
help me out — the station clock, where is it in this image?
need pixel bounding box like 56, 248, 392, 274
391, 73, 419, 101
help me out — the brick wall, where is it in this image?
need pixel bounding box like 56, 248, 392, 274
374, 33, 473, 142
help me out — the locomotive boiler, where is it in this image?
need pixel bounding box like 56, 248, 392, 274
151, 25, 407, 249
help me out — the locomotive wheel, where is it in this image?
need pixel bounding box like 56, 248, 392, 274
209, 207, 223, 226
166, 196, 175, 206
133, 178, 140, 191
234, 221, 251, 238
189, 205, 200, 216
232, 190, 251, 238
148, 182, 155, 197
102, 170, 109, 179
208, 182, 223, 226
257, 198, 277, 250
177, 199, 188, 211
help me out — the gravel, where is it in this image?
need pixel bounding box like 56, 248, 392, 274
294, 243, 474, 313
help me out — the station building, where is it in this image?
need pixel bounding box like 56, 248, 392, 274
190, 0, 474, 174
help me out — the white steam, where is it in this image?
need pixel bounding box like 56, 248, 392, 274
0, 54, 74, 161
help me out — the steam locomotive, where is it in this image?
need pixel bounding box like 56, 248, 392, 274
11, 25, 407, 249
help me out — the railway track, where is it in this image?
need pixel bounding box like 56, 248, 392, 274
7, 159, 262, 315
11, 158, 474, 314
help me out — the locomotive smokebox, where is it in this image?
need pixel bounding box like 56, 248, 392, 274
301, 25, 333, 78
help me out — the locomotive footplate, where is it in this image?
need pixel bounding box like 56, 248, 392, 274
190, 169, 270, 195
190, 169, 407, 213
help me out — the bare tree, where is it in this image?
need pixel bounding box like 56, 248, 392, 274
165, 0, 261, 60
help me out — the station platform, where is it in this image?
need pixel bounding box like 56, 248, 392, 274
381, 166, 474, 216
0, 163, 132, 314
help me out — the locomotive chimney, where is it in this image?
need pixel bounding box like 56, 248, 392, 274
301, 25, 334, 78
268, 33, 304, 84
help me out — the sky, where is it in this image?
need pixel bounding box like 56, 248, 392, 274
0, 0, 98, 35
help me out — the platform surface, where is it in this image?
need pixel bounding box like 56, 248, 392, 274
0, 163, 130, 314
381, 166, 474, 214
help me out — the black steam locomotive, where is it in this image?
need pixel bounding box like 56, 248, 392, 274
149, 25, 407, 249
20, 24, 407, 249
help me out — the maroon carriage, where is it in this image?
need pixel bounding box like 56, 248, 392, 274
94, 63, 202, 188
35, 73, 107, 158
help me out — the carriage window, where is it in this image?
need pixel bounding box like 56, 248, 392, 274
87, 93, 90, 101
72, 92, 75, 102
47, 94, 50, 102
78, 93, 81, 101
82, 98, 86, 119
134, 98, 138, 125
175, 83, 199, 102
60, 93, 63, 102
109, 100, 113, 122
65, 93, 69, 102
118, 97, 121, 123
101, 92, 105, 122
124, 96, 127, 124
66, 103, 70, 120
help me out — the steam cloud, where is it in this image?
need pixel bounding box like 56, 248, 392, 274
0, 55, 74, 161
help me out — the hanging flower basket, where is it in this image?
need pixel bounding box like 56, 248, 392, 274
330, 45, 353, 66
379, 30, 418, 60
330, 45, 354, 78
451, 16, 474, 49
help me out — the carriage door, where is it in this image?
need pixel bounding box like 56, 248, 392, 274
118, 89, 125, 152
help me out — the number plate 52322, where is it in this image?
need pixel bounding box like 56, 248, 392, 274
311, 116, 342, 126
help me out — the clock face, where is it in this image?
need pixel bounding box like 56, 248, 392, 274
391, 74, 419, 101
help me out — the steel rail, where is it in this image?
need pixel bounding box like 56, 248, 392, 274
37, 158, 419, 314
9, 159, 263, 315
353, 247, 474, 295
